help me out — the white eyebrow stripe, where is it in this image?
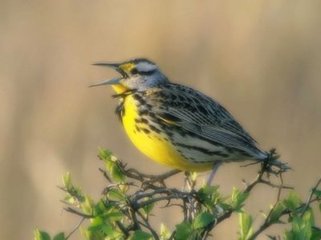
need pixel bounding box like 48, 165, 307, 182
136, 62, 157, 72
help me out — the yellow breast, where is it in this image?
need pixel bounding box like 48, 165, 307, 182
121, 95, 212, 171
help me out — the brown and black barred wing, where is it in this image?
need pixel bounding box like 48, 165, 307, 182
147, 83, 267, 161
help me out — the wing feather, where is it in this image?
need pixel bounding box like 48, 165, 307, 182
146, 84, 266, 159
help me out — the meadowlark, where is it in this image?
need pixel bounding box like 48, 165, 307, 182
91, 58, 286, 181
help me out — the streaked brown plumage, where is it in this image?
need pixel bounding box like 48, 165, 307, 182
91, 58, 287, 180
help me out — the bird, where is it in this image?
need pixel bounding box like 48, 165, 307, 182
90, 58, 287, 183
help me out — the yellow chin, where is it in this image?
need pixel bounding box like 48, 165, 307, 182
112, 84, 129, 94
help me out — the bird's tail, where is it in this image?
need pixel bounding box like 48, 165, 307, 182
264, 149, 291, 173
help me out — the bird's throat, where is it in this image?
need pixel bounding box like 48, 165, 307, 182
112, 84, 129, 94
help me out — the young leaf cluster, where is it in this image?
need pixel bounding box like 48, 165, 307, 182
35, 149, 321, 240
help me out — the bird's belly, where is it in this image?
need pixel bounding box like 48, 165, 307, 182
121, 96, 212, 171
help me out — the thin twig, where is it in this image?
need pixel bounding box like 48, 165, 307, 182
65, 217, 86, 240
99, 168, 113, 183
300, 177, 321, 217
134, 195, 186, 210
115, 221, 129, 237
126, 168, 181, 181
276, 172, 284, 202
61, 148, 310, 240
64, 207, 93, 218
169, 230, 176, 240
248, 177, 321, 240
136, 210, 160, 240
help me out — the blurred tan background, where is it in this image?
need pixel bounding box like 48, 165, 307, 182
1, 1, 321, 239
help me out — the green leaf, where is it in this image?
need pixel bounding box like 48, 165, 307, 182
160, 223, 171, 240
283, 192, 301, 211
87, 217, 124, 239
218, 202, 233, 212
63, 195, 75, 205
238, 212, 253, 240
80, 196, 94, 215
119, 183, 129, 193
34, 229, 51, 240
190, 172, 198, 182
303, 209, 314, 225
193, 212, 215, 229
53, 233, 65, 240
142, 198, 154, 217
268, 202, 286, 223
175, 222, 193, 240
94, 200, 109, 215
88, 216, 104, 231
284, 212, 313, 240
129, 230, 152, 240
104, 209, 123, 221
84, 227, 105, 240
311, 227, 321, 240
197, 185, 221, 206
91, 216, 103, 226
62, 172, 84, 204
99, 149, 125, 183
100, 224, 117, 237
110, 164, 125, 183
284, 231, 294, 240
106, 188, 126, 201
231, 187, 249, 211
313, 189, 321, 198
98, 148, 113, 160
62, 172, 72, 190
101, 225, 114, 237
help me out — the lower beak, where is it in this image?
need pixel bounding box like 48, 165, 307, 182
90, 61, 127, 88
89, 77, 122, 87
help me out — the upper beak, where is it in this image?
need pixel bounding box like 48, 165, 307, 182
89, 62, 127, 87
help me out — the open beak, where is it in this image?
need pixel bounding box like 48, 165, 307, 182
89, 62, 127, 87
89, 77, 122, 87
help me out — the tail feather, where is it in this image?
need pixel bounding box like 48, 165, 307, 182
264, 149, 291, 173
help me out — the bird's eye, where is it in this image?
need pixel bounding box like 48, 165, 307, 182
131, 68, 138, 75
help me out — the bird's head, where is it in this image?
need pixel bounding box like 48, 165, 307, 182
90, 58, 168, 94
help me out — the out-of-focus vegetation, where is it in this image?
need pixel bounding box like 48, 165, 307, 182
1, 1, 321, 239
35, 149, 321, 240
